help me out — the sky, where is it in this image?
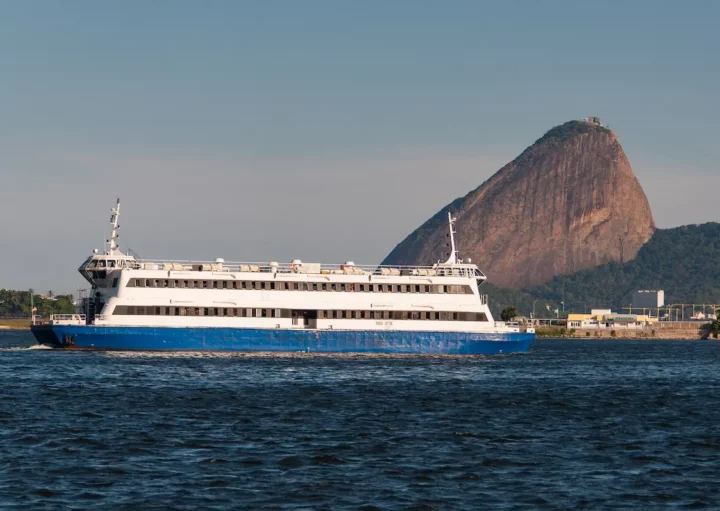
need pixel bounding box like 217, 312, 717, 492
1, 1, 718, 293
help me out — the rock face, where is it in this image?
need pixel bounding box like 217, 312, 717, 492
382, 119, 656, 289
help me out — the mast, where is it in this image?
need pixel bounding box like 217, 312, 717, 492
443, 211, 460, 265
106, 198, 122, 255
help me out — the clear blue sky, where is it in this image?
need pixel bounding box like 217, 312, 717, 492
1, 1, 718, 292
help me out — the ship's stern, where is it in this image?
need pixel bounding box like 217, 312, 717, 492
30, 315, 87, 348
30, 324, 62, 347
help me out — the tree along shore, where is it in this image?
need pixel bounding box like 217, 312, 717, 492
0, 289, 75, 324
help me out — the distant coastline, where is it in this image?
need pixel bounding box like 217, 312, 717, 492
537, 325, 710, 341
0, 320, 31, 330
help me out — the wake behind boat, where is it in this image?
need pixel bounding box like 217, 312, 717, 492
31, 200, 534, 354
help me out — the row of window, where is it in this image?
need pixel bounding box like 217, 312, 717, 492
126, 278, 473, 295
112, 305, 488, 322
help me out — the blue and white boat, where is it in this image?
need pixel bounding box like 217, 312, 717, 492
31, 200, 534, 354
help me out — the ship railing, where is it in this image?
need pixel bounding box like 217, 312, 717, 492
50, 314, 86, 321
49, 314, 86, 325
495, 321, 521, 331
127, 259, 483, 278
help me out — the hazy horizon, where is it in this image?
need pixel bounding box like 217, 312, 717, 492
1, 1, 718, 293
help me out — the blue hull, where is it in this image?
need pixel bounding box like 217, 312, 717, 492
32, 325, 534, 355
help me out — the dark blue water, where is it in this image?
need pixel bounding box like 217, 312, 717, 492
1, 331, 719, 510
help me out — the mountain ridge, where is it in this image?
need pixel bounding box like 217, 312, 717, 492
382, 119, 656, 288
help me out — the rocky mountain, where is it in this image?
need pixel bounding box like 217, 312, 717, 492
382, 119, 656, 289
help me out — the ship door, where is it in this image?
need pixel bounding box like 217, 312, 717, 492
292, 311, 304, 328
291, 310, 318, 329
305, 310, 318, 329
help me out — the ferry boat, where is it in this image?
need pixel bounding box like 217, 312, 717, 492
31, 200, 535, 354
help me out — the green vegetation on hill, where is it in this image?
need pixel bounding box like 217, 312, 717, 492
531, 223, 720, 311
0, 289, 75, 318
484, 223, 720, 317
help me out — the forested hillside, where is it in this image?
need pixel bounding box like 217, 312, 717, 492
484, 223, 720, 317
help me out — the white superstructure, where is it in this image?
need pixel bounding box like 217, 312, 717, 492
67, 200, 529, 336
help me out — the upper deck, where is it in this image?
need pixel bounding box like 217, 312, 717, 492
83, 257, 486, 279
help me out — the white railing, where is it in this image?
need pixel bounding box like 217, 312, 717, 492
51, 314, 86, 321
115, 259, 487, 279
49, 314, 86, 325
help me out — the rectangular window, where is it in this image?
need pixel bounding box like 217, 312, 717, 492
112, 278, 119, 288
341, 311, 347, 319
321, 283, 327, 291
414, 285, 420, 293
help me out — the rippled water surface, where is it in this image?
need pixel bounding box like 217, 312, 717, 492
1, 331, 719, 510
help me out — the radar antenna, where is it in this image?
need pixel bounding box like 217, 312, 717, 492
106, 198, 122, 255
443, 212, 461, 265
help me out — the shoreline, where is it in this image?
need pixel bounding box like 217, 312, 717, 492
537, 326, 709, 341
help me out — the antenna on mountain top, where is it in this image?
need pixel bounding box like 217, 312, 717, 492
106, 198, 122, 255
443, 212, 460, 265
